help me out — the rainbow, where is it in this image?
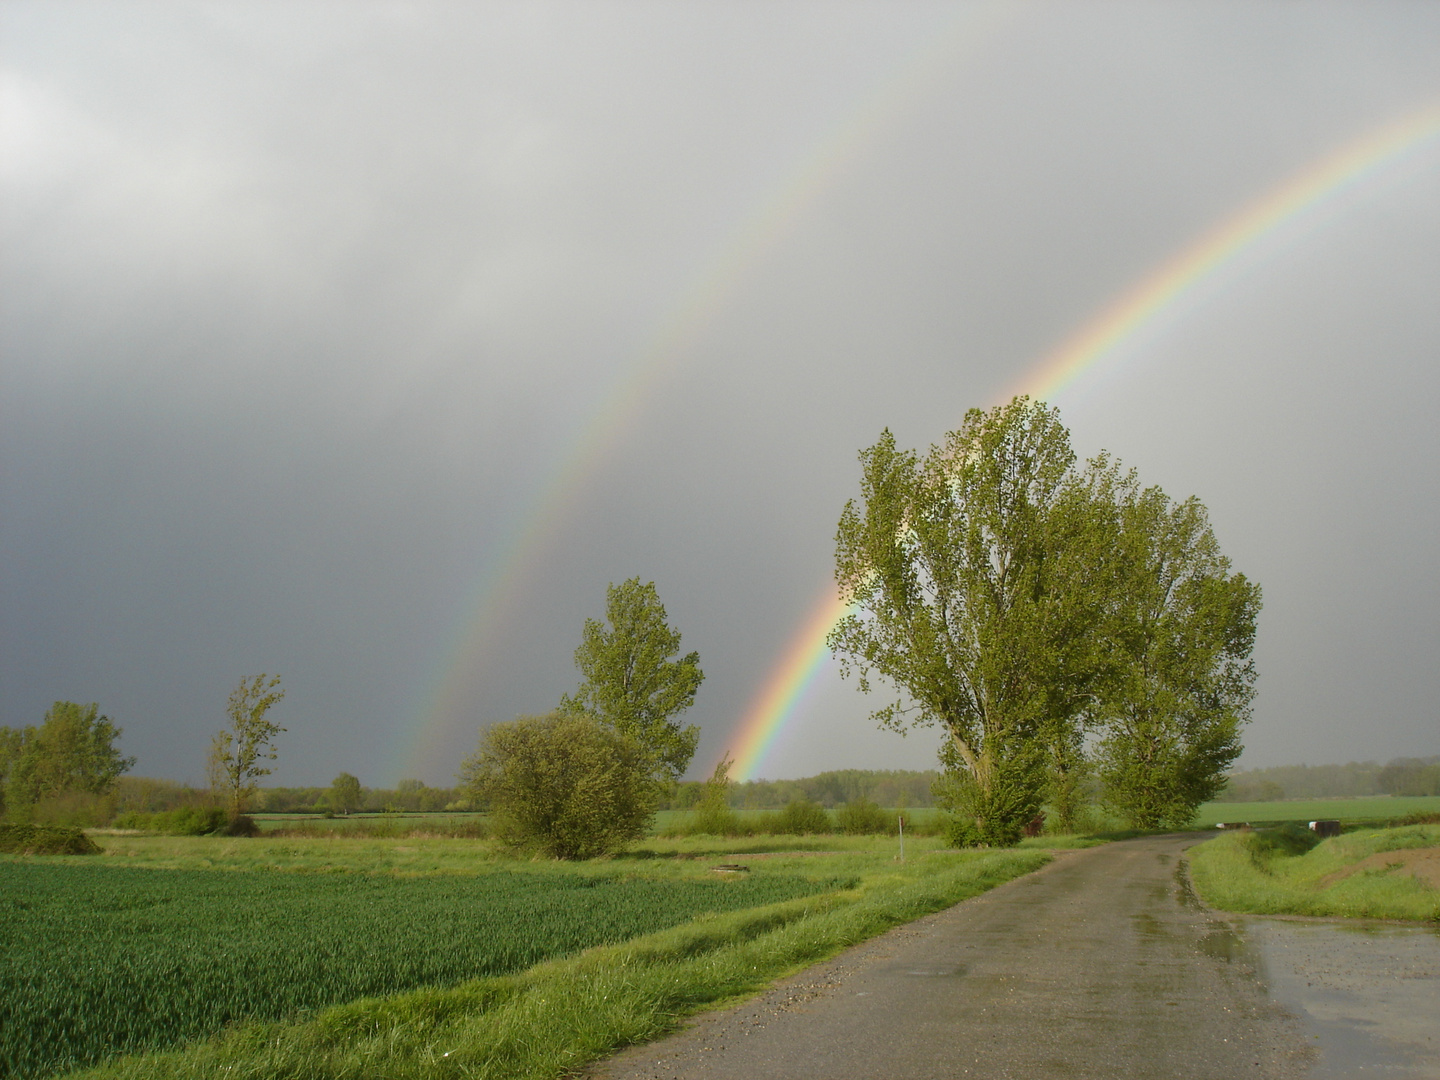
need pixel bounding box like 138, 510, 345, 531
398, 7, 1014, 780
726, 104, 1440, 781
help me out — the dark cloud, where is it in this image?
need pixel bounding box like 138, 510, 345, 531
3, 1, 1438, 784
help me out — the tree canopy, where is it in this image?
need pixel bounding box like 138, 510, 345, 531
831, 397, 1260, 842
561, 577, 703, 782
1095, 485, 1260, 828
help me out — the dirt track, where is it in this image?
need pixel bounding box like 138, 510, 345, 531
590, 835, 1317, 1080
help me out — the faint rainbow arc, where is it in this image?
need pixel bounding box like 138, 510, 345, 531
399, 5, 1016, 779
726, 104, 1440, 782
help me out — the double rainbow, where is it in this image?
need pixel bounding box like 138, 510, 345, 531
727, 104, 1440, 781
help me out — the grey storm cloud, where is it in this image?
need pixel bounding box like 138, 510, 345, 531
2, 1, 1438, 786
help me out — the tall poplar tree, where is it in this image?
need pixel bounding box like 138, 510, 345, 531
830, 398, 1116, 845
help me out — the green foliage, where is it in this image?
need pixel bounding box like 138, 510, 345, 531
691, 753, 740, 835
665, 769, 940, 811
208, 674, 286, 818
772, 798, 832, 835
330, 772, 363, 814
832, 398, 1261, 840
0, 862, 841, 1079
1, 702, 135, 822
1095, 484, 1260, 829
831, 399, 1118, 845
560, 578, 703, 782
460, 712, 656, 858
835, 798, 891, 835
113, 807, 229, 835
0, 823, 102, 855
1188, 823, 1440, 921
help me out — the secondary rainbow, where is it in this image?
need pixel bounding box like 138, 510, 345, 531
726, 104, 1440, 782
397, 8, 1014, 780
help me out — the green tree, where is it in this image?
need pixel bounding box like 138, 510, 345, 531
0, 703, 135, 821
459, 712, 656, 858
330, 772, 362, 814
560, 578, 703, 782
209, 674, 286, 818
830, 399, 1116, 846
1096, 485, 1260, 829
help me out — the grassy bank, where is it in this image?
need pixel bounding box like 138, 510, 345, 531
1187, 822, 1440, 921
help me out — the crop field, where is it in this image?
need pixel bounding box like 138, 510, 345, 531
1191, 795, 1440, 828
0, 860, 849, 1079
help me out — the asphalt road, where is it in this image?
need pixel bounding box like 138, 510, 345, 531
589, 835, 1316, 1080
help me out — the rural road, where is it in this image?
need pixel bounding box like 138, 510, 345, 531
590, 836, 1320, 1079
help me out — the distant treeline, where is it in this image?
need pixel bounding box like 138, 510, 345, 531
663, 769, 940, 811
113, 777, 469, 816
1215, 756, 1440, 802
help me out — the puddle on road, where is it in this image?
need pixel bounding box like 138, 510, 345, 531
1176, 857, 1439, 1076
1243, 918, 1440, 1079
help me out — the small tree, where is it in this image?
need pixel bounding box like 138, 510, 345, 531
330, 772, 362, 815
692, 753, 739, 836
560, 578, 703, 783
459, 712, 656, 859
210, 674, 286, 818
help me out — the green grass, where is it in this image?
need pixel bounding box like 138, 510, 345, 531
1187, 822, 1440, 921
55, 846, 1047, 1080
0, 860, 847, 1079
1191, 795, 1440, 828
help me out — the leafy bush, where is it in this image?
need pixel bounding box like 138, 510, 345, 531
836, 798, 891, 835
0, 824, 102, 855
113, 807, 229, 835
460, 713, 656, 859
773, 799, 832, 835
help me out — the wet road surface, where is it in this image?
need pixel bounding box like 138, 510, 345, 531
591, 835, 1318, 1080
1247, 916, 1440, 1078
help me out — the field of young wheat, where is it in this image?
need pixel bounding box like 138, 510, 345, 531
0, 861, 848, 1079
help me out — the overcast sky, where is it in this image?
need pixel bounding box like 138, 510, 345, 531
3, 1, 1438, 787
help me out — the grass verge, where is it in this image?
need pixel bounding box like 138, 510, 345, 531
1187, 822, 1440, 921
61, 847, 1047, 1080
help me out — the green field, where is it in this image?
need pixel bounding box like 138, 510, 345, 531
0, 860, 847, 1079
1188, 822, 1440, 921
1190, 795, 1440, 828
2, 831, 1051, 1080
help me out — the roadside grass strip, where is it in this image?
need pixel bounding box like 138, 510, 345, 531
1188, 822, 1440, 921
59, 848, 1046, 1080
0, 863, 847, 1080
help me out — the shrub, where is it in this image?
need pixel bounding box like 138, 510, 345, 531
835, 798, 890, 835
0, 824, 102, 855
460, 712, 656, 859
774, 799, 832, 835
113, 806, 230, 835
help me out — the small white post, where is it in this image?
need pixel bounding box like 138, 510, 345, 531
898, 814, 905, 863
